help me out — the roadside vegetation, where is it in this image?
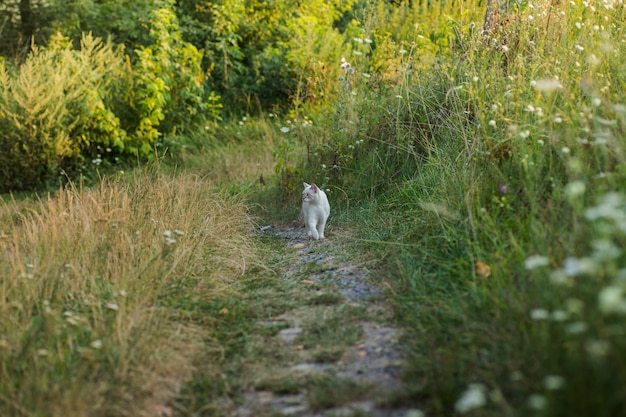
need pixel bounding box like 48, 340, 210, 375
1, 0, 626, 416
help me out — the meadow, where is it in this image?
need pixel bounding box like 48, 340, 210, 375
1, 0, 626, 416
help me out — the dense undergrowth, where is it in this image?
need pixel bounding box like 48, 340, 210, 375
288, 1, 626, 416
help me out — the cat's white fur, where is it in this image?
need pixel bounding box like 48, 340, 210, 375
302, 182, 330, 240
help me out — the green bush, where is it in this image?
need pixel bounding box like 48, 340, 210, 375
0, 33, 128, 192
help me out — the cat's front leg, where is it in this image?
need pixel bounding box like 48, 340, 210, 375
307, 220, 320, 240
318, 218, 327, 239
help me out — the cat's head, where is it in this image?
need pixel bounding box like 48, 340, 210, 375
302, 182, 320, 202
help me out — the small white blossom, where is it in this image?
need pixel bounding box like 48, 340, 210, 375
544, 375, 565, 390
524, 255, 550, 270
533, 78, 563, 92
565, 181, 586, 200
528, 394, 548, 410
280, 127, 290, 133
565, 321, 588, 334
455, 384, 487, 413
598, 286, 626, 314
530, 309, 549, 320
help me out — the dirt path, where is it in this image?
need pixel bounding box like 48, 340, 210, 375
229, 225, 418, 417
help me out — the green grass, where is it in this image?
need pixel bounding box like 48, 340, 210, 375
285, 1, 626, 416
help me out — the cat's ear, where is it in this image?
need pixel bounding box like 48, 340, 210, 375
303, 182, 310, 189
311, 183, 319, 192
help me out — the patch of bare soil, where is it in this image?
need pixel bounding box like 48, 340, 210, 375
232, 226, 419, 417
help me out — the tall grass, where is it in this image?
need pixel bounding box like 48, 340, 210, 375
0, 170, 259, 417
294, 0, 626, 415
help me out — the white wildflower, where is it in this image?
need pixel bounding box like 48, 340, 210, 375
530, 309, 549, 320
598, 286, 626, 314
565, 321, 588, 334
565, 181, 586, 200
455, 384, 487, 414
544, 375, 565, 390
524, 255, 550, 270
533, 78, 563, 92
562, 256, 597, 276
528, 394, 548, 410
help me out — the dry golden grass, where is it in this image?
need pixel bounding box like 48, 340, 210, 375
0, 170, 260, 417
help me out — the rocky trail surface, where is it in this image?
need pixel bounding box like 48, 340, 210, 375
228, 225, 420, 417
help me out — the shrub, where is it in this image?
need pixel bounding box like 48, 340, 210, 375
0, 33, 127, 192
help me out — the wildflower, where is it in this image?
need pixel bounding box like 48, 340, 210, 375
364, 38, 373, 43
598, 286, 626, 314
585, 193, 625, 222
592, 239, 621, 261
280, 127, 290, 133
455, 384, 487, 413
528, 394, 548, 410
472, 76, 479, 82
491, 104, 499, 111
544, 375, 565, 390
105, 303, 119, 311
550, 270, 572, 286
90, 339, 103, 349
165, 237, 176, 246
163, 230, 172, 238
353, 51, 363, 56
174, 230, 184, 236
37, 349, 49, 357
587, 54, 600, 66
575, 44, 585, 51
553, 116, 563, 123
395, 95, 403, 99
565, 181, 586, 200
551, 310, 568, 321
565, 321, 588, 334
562, 256, 597, 276
488, 120, 496, 127
530, 309, 549, 320
533, 78, 563, 92
362, 73, 371, 78
398, 49, 407, 54
525, 104, 535, 113
499, 185, 508, 194
354, 37, 363, 43
519, 130, 530, 139
561, 146, 571, 154
501, 45, 510, 52
524, 255, 550, 270
592, 98, 602, 107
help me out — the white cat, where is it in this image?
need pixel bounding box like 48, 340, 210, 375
301, 182, 330, 240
